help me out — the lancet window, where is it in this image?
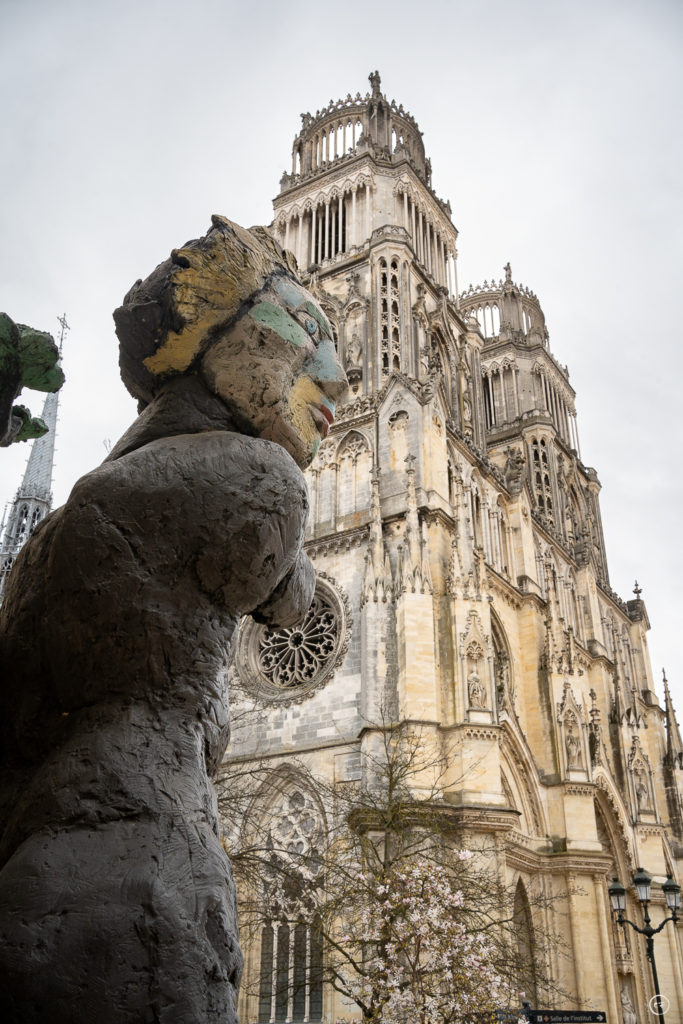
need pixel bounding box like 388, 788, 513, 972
16, 504, 30, 543
398, 188, 450, 287
470, 484, 483, 550
447, 459, 456, 508
473, 303, 500, 339
530, 438, 554, 525
337, 431, 371, 516
256, 787, 325, 1023
0, 555, 14, 598
279, 182, 376, 270
380, 259, 389, 373
497, 499, 511, 577
308, 194, 347, 265
513, 880, 538, 1005
483, 371, 495, 428
379, 258, 401, 374
258, 920, 323, 1023
390, 260, 400, 370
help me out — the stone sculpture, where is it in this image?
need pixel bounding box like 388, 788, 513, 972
0, 313, 64, 446
468, 667, 487, 709
635, 769, 651, 813
503, 445, 526, 494
565, 721, 582, 769
0, 215, 347, 1022
620, 983, 637, 1024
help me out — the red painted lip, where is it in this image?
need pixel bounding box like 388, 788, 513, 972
310, 405, 333, 439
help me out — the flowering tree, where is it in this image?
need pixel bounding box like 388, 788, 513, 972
219, 718, 565, 1021
330, 858, 519, 1023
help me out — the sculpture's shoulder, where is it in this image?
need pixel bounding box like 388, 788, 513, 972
87, 430, 307, 508
60, 430, 311, 615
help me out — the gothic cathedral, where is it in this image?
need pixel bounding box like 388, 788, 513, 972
227, 73, 683, 1023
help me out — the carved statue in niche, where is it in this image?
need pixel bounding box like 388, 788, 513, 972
565, 714, 582, 769
345, 330, 362, 369
465, 637, 487, 710
619, 981, 637, 1024
468, 667, 487, 709
635, 769, 651, 813
419, 341, 431, 377
495, 654, 513, 711
345, 269, 361, 299
0, 215, 347, 1023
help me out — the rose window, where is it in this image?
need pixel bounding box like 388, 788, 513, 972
236, 574, 350, 704
257, 593, 337, 689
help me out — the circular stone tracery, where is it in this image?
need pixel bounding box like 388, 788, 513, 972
236, 574, 350, 704
257, 592, 337, 688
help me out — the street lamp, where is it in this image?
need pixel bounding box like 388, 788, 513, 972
608, 869, 680, 1021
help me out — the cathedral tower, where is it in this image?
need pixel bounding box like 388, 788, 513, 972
227, 74, 683, 1023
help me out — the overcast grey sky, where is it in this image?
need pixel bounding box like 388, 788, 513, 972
2, 0, 682, 713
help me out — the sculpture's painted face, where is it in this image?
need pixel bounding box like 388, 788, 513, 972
201, 275, 348, 468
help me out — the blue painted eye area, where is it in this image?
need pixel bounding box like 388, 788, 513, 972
305, 318, 317, 335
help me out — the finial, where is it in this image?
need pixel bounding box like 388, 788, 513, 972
633, 580, 642, 599
404, 453, 416, 472
504, 262, 512, 284
663, 667, 668, 687
56, 313, 70, 355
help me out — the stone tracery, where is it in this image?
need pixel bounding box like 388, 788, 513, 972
237, 574, 351, 705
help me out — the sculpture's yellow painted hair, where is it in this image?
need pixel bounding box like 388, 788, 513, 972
114, 214, 299, 405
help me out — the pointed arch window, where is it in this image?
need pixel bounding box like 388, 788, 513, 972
513, 880, 538, 1005
483, 372, 495, 429
530, 438, 554, 525
17, 504, 29, 541
379, 258, 389, 374
256, 787, 325, 1023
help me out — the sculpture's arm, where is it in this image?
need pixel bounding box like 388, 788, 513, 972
94, 431, 314, 629
251, 548, 315, 629
185, 434, 314, 625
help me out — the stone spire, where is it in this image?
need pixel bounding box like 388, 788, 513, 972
0, 315, 67, 598
361, 461, 393, 605
663, 670, 683, 768
18, 388, 59, 503
398, 454, 432, 595
662, 669, 683, 837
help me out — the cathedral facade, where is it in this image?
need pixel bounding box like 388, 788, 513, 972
226, 73, 683, 1023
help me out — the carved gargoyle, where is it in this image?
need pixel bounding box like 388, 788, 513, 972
503, 444, 526, 494
0, 215, 347, 1023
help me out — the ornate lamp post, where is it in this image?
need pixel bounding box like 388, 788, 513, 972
608, 869, 680, 1020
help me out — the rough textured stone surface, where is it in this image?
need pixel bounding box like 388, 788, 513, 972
0, 216, 347, 1022
0, 312, 63, 447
